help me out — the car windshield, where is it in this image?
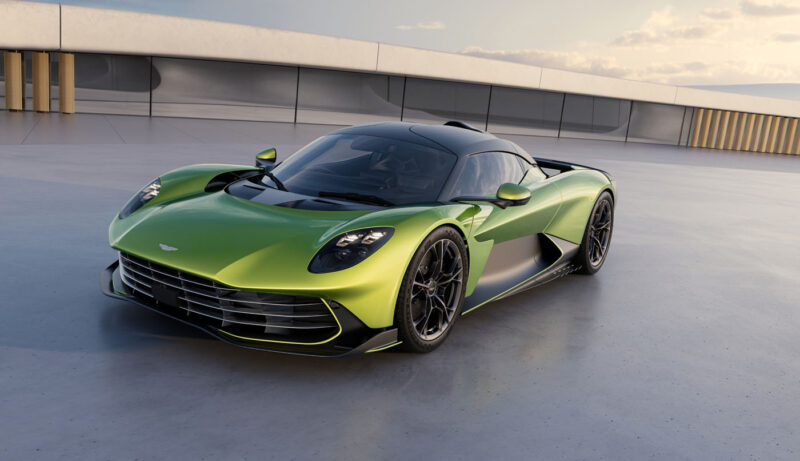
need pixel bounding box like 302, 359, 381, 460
265, 134, 458, 205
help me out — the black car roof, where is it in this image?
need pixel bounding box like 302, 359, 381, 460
331, 121, 534, 162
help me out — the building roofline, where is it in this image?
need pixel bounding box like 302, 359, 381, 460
1, 1, 799, 117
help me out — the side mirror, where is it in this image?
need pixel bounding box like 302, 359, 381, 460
451, 183, 531, 209
496, 183, 531, 207
255, 147, 277, 170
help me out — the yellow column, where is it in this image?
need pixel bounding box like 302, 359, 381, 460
785, 118, 799, 154
32, 52, 50, 112
4, 51, 24, 111
58, 53, 75, 114
690, 108, 704, 147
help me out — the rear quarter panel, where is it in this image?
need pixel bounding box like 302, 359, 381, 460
545, 169, 615, 244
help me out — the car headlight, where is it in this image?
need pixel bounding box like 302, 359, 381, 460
308, 227, 394, 273
119, 178, 161, 219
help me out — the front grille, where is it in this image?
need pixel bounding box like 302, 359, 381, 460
118, 252, 339, 343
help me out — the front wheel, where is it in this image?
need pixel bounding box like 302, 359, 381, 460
395, 227, 468, 353
576, 191, 614, 275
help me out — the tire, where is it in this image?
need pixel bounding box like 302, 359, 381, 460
576, 191, 614, 275
395, 227, 468, 353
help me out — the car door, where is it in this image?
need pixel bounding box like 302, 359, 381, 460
449, 152, 562, 305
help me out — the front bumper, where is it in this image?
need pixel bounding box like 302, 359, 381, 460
100, 260, 399, 357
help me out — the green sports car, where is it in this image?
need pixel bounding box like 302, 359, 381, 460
101, 121, 616, 356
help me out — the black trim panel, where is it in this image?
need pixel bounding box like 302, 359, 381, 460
463, 234, 580, 311
101, 261, 397, 357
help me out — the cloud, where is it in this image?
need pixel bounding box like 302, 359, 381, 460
774, 32, 800, 41
394, 21, 445, 31
460, 46, 630, 78
461, 3, 800, 86
701, 7, 736, 19
740, 0, 800, 16
611, 7, 717, 46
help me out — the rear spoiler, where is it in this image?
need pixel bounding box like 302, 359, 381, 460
534, 157, 615, 183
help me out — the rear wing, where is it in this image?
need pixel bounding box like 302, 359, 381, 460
534, 157, 615, 183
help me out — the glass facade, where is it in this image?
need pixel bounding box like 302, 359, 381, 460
560, 94, 631, 141
487, 87, 563, 136
72, 54, 151, 115
0, 51, 711, 149
151, 57, 297, 121
402, 78, 490, 127
627, 101, 687, 145
296, 68, 404, 125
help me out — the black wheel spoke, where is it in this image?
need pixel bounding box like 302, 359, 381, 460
409, 238, 463, 341
587, 199, 613, 266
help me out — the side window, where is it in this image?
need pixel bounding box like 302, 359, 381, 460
451, 152, 525, 197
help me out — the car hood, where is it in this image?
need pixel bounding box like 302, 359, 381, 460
110, 191, 384, 288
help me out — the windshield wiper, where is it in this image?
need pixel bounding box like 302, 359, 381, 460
263, 171, 287, 191
317, 191, 395, 207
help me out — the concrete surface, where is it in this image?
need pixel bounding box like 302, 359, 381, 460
4, 1, 800, 116
2, 112, 800, 460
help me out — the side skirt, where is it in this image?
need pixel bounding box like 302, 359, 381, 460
462, 234, 580, 315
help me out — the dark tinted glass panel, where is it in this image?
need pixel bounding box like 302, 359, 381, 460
560, 94, 631, 141
402, 78, 490, 127
487, 87, 563, 136
450, 152, 525, 198
679, 107, 693, 146
627, 101, 685, 145
152, 57, 297, 121
269, 134, 457, 205
71, 54, 151, 115
0, 51, 4, 108
297, 68, 403, 125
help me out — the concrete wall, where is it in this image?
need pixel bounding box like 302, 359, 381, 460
2, 1, 800, 118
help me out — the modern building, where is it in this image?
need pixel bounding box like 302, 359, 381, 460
2, 1, 800, 154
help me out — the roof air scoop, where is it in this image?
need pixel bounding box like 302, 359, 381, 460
443, 121, 483, 133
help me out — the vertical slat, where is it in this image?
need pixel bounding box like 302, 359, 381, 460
726, 112, 740, 150
793, 121, 800, 155
690, 108, 704, 147
708, 110, 722, 149
765, 116, 780, 153
32, 52, 50, 112
775, 118, 789, 154
741, 113, 755, 151
751, 115, 765, 151
785, 118, 799, 154
699, 108, 713, 148
3, 51, 23, 111
59, 53, 75, 114
717, 111, 731, 149
759, 116, 774, 152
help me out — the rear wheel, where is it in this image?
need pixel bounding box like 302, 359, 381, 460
395, 227, 467, 353
576, 191, 614, 275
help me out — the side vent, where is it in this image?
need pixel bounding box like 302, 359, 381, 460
205, 170, 262, 192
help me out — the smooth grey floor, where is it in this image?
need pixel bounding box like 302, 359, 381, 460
2, 112, 800, 460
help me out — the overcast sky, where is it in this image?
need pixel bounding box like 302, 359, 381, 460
33, 0, 800, 86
